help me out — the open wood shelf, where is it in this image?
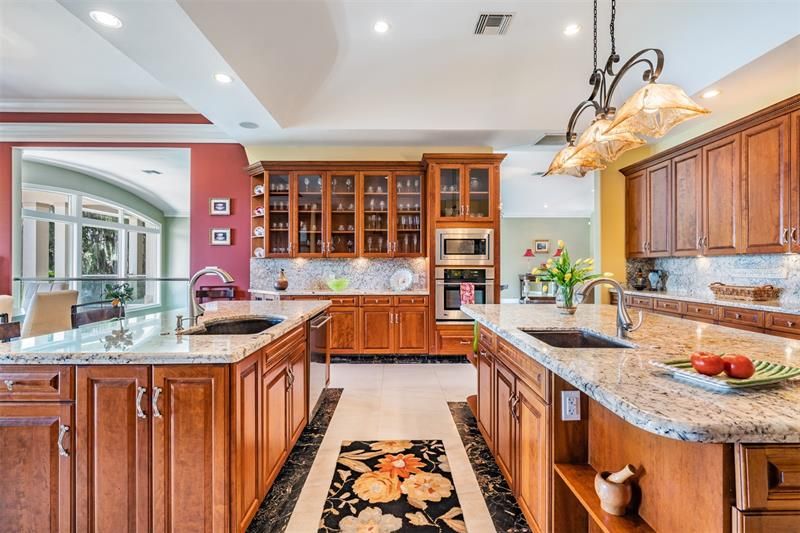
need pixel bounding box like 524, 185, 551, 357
554, 463, 654, 533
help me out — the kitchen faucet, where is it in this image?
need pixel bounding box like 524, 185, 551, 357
577, 278, 643, 338
181, 266, 235, 330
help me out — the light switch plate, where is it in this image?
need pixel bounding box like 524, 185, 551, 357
561, 390, 581, 421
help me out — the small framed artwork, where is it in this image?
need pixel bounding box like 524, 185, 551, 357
534, 239, 550, 253
209, 198, 231, 216
210, 228, 231, 246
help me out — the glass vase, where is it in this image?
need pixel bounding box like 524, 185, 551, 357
555, 285, 577, 315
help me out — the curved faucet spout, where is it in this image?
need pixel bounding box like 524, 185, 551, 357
188, 266, 235, 325
577, 278, 642, 338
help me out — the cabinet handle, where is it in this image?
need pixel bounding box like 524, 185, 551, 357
510, 394, 520, 421
57, 424, 69, 457
459, 340, 471, 345
152, 386, 163, 418
697, 236, 703, 249
783, 227, 791, 244
287, 242, 292, 253
287, 368, 295, 389
3, 379, 13, 391
135, 386, 147, 419
793, 228, 799, 243
460, 205, 465, 216
787, 321, 796, 328
734, 313, 742, 319
479, 349, 487, 356
465, 204, 470, 216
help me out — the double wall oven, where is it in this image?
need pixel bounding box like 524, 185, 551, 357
434, 228, 496, 321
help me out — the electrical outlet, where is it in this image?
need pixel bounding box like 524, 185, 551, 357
561, 390, 581, 421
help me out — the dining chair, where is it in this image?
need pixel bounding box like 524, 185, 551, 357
71, 300, 125, 328
0, 294, 12, 324
0, 322, 21, 343
21, 290, 79, 338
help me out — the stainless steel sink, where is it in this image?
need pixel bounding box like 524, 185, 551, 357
184, 317, 283, 335
520, 329, 633, 349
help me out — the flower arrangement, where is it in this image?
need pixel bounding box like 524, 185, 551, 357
532, 240, 612, 313
104, 282, 134, 308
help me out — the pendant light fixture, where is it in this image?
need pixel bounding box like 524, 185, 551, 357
544, 0, 709, 177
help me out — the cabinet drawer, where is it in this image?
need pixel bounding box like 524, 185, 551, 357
394, 295, 428, 306
496, 339, 549, 403
328, 296, 357, 306
653, 298, 683, 315
766, 312, 800, 335
360, 296, 392, 306
264, 324, 306, 366
735, 444, 800, 511
732, 509, 800, 532
479, 326, 496, 352
719, 307, 765, 328
628, 295, 653, 309
436, 326, 474, 355
0, 366, 73, 401
684, 302, 718, 319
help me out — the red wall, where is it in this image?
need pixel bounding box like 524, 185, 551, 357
0, 139, 250, 298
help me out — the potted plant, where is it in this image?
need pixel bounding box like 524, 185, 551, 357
532, 241, 612, 314
104, 282, 134, 320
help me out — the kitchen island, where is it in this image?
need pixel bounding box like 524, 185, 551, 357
0, 300, 329, 533
462, 303, 800, 532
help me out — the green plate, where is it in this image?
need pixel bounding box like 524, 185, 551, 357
650, 358, 800, 392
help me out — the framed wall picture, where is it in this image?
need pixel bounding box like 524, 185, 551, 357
534, 239, 550, 253
210, 228, 231, 245
209, 197, 231, 215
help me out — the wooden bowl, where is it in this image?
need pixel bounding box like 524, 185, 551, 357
594, 471, 632, 516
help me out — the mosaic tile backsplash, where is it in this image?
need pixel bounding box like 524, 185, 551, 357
250, 258, 428, 291
627, 254, 800, 305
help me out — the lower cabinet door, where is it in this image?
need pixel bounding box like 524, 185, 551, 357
288, 344, 308, 445
263, 359, 290, 494
493, 360, 516, 488
75, 366, 151, 532
232, 353, 263, 533
360, 307, 394, 353
0, 402, 73, 532
329, 306, 359, 353
476, 348, 494, 451
151, 365, 228, 533
515, 380, 550, 533
394, 306, 429, 354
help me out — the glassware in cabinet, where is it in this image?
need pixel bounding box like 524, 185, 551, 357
295, 173, 325, 257
327, 173, 357, 257
361, 172, 391, 256
264, 172, 291, 257
395, 173, 424, 256
435, 165, 463, 220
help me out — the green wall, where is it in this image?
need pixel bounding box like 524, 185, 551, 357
500, 217, 592, 301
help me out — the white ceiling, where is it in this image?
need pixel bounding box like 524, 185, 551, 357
21, 148, 191, 216
2, 0, 799, 148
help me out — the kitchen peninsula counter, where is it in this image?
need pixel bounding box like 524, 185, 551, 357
249, 288, 429, 297
612, 286, 800, 316
462, 303, 800, 443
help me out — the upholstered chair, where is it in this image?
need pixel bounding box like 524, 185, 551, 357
21, 290, 79, 338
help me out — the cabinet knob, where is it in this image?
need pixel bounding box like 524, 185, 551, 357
3, 379, 13, 391
735, 313, 742, 319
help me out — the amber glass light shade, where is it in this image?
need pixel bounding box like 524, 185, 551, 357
605, 83, 710, 139
543, 144, 606, 177
573, 118, 646, 162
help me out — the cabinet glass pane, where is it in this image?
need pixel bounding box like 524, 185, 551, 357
329, 174, 357, 255
439, 168, 462, 218
468, 168, 490, 219
266, 173, 290, 255
297, 173, 324, 255
396, 174, 423, 255
362, 174, 390, 254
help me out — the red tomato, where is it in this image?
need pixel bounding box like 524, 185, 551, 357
690, 353, 725, 376
722, 354, 756, 379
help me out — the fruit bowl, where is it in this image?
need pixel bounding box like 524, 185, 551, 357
326, 278, 350, 292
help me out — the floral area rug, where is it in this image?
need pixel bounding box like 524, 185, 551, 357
319, 440, 467, 532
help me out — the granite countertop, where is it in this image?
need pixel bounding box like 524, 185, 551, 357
611, 287, 800, 315
0, 300, 330, 365
462, 303, 800, 444
249, 288, 429, 297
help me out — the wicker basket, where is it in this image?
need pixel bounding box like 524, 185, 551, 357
708, 282, 781, 302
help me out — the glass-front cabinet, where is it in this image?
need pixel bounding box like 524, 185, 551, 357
394, 173, 424, 256
264, 172, 291, 257
433, 164, 495, 223
327, 172, 357, 257
361, 173, 391, 257
295, 172, 325, 257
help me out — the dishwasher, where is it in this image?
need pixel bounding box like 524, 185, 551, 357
308, 312, 330, 420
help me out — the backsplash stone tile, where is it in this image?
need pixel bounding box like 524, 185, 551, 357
626, 255, 800, 305
250, 258, 428, 291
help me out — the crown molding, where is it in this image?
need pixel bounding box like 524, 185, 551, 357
0, 122, 234, 143
0, 98, 196, 114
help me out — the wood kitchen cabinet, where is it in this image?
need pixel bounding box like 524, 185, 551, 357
262, 358, 289, 492
626, 170, 648, 257
359, 299, 429, 354
359, 172, 425, 258
493, 358, 517, 487
232, 352, 262, 532
329, 306, 359, 353
476, 346, 494, 450
515, 378, 551, 533
75, 366, 151, 532
792, 110, 800, 254
394, 306, 428, 354
288, 343, 307, 445
702, 133, 743, 255
671, 149, 704, 256
741, 116, 792, 254
646, 161, 671, 256
432, 163, 497, 223
0, 402, 73, 532
295, 172, 326, 257
360, 306, 394, 353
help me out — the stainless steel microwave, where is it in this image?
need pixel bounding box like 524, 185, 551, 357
435, 228, 494, 265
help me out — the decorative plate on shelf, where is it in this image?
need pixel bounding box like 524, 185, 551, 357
253, 247, 265, 258
389, 268, 413, 292
650, 358, 800, 392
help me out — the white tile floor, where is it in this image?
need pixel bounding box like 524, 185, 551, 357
284, 363, 496, 532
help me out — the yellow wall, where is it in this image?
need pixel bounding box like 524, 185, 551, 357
244, 145, 492, 163
598, 36, 800, 302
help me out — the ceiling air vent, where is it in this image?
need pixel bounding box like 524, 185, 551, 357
474, 13, 513, 35
534, 134, 567, 146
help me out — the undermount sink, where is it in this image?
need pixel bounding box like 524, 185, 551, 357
185, 317, 283, 335
521, 329, 632, 349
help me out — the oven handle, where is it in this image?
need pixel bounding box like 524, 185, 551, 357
310, 314, 332, 329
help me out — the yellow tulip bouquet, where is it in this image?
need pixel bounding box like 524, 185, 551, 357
532, 240, 612, 313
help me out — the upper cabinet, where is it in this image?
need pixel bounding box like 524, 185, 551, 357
295, 172, 326, 257
328, 172, 358, 258
431, 162, 499, 223
622, 94, 800, 259
360, 172, 392, 257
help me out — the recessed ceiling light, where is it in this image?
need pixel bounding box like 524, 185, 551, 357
89, 10, 122, 28
702, 88, 720, 99
239, 122, 259, 129
543, 204, 549, 208
373, 20, 390, 33
214, 73, 233, 84
563, 23, 581, 36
